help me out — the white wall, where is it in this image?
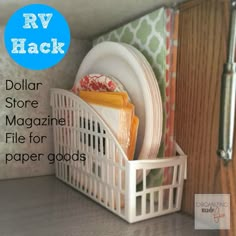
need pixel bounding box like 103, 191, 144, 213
0, 26, 91, 179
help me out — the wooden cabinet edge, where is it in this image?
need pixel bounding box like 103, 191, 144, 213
178, 0, 230, 11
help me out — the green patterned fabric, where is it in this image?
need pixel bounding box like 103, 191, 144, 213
93, 7, 168, 190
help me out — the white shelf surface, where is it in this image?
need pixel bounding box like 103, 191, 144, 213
0, 176, 218, 236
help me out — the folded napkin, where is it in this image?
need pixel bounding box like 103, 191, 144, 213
79, 91, 129, 108
78, 91, 138, 161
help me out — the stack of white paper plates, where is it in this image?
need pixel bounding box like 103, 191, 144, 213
75, 42, 163, 165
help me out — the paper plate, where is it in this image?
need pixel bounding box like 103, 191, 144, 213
75, 42, 156, 161
120, 43, 163, 183
72, 74, 127, 93
122, 43, 163, 159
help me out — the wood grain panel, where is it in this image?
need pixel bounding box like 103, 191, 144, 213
177, 0, 235, 235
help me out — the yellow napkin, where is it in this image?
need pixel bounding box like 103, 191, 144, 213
79, 91, 138, 160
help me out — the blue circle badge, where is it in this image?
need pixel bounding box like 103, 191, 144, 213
4, 4, 71, 70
